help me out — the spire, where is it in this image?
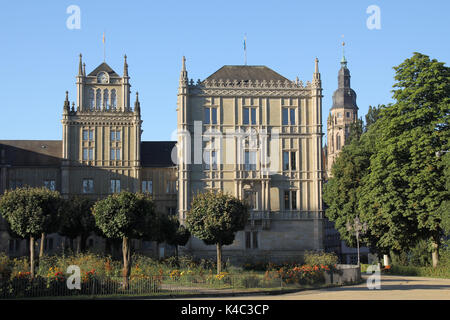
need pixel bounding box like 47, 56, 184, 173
123, 54, 129, 77
315, 57, 319, 73
180, 56, 188, 82
82, 63, 86, 76
78, 54, 83, 76
63, 91, 70, 113
341, 41, 347, 68
134, 91, 141, 114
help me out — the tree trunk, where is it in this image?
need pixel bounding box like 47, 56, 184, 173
30, 236, 35, 279
216, 243, 222, 275
76, 236, 81, 254
80, 234, 87, 253
431, 239, 439, 268
122, 236, 131, 289
39, 233, 45, 258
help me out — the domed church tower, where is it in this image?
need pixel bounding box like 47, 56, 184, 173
326, 45, 358, 178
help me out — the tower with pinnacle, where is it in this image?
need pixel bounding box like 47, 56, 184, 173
326, 44, 358, 178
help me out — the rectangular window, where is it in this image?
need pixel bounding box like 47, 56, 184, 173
83, 130, 94, 141
337, 135, 341, 150
244, 107, 257, 125
116, 149, 121, 160
245, 151, 257, 171
244, 190, 257, 210
282, 108, 288, 125
291, 151, 296, 170
111, 130, 121, 141
142, 180, 153, 194
44, 180, 56, 191
284, 190, 297, 210
204, 107, 217, 125
89, 148, 94, 160
204, 108, 210, 125
245, 232, 251, 249
290, 108, 295, 125
166, 180, 176, 194
252, 231, 258, 249
83, 130, 88, 141
82, 179, 94, 194
110, 179, 120, 193
283, 151, 296, 170
251, 108, 256, 125
243, 108, 249, 125
283, 151, 289, 171
211, 108, 217, 124
211, 151, 217, 170
83, 148, 88, 160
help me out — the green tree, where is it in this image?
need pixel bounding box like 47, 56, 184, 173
92, 191, 155, 287
364, 104, 384, 131
58, 196, 96, 253
0, 187, 61, 278
165, 216, 191, 258
186, 191, 249, 274
359, 52, 450, 267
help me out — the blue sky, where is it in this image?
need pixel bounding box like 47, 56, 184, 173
0, 0, 449, 143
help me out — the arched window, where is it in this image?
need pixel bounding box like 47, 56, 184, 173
103, 89, 109, 110
96, 89, 101, 110
89, 89, 95, 110
111, 89, 117, 109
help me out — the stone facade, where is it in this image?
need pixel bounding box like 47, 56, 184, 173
0, 55, 177, 258
176, 57, 325, 263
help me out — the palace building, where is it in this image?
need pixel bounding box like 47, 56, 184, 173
176, 57, 325, 263
0, 54, 326, 263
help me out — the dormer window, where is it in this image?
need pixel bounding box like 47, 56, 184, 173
97, 71, 108, 84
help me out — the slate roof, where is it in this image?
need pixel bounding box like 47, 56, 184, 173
205, 65, 290, 83
87, 62, 120, 77
0, 140, 177, 168
140, 141, 177, 167
0, 141, 62, 166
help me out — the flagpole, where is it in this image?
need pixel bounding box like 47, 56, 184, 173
244, 34, 247, 65
103, 31, 106, 62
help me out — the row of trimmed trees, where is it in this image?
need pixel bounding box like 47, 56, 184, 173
0, 188, 250, 284
0, 188, 190, 283
324, 52, 450, 267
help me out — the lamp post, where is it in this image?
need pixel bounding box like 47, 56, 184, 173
346, 216, 368, 266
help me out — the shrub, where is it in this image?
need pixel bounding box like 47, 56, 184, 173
304, 251, 338, 267
238, 274, 260, 288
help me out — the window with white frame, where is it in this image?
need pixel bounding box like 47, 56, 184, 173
110, 179, 120, 193
282, 107, 296, 125
83, 129, 94, 141
244, 150, 257, 171
166, 180, 176, 194
204, 107, 217, 125
44, 180, 56, 191
284, 190, 297, 210
83, 148, 94, 161
110, 148, 121, 160
111, 130, 121, 142
82, 179, 94, 194
243, 107, 257, 125
244, 190, 258, 210
142, 180, 153, 194
283, 151, 296, 171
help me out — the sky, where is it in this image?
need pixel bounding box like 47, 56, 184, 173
0, 0, 449, 144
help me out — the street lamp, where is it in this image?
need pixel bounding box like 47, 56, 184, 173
346, 216, 368, 266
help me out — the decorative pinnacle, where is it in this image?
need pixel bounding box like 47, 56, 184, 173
134, 91, 141, 113
123, 54, 129, 77
182, 56, 186, 71
78, 54, 83, 76
315, 57, 319, 73
341, 41, 347, 67
82, 63, 86, 76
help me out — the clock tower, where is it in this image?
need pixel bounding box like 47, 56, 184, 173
61, 54, 142, 198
